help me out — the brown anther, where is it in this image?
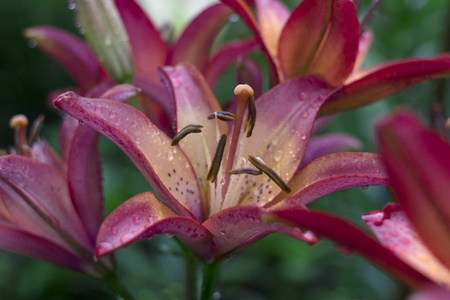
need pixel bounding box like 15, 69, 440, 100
207, 111, 236, 121
207, 134, 227, 183
248, 155, 291, 193
171, 124, 203, 146
229, 168, 262, 176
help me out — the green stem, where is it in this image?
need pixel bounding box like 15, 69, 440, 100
103, 271, 135, 300
200, 262, 219, 300
183, 247, 199, 300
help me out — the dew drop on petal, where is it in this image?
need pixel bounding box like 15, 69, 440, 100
229, 14, 240, 22
274, 150, 282, 162
166, 233, 174, 238
213, 291, 221, 300
78, 120, 85, 126
272, 135, 279, 145
301, 112, 308, 118
301, 134, 307, 140
299, 92, 308, 100
133, 216, 140, 225
361, 185, 369, 190
121, 233, 134, 244
68, 1, 76, 10
220, 230, 226, 235
168, 150, 174, 161
111, 227, 118, 234
98, 242, 114, 253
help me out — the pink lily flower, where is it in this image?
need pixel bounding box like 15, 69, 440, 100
26, 0, 258, 130
361, 110, 450, 293
0, 85, 138, 278
220, 0, 450, 114
54, 63, 394, 264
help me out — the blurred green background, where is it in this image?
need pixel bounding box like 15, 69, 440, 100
0, 0, 449, 299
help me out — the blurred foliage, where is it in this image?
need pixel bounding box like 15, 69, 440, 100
0, 0, 449, 299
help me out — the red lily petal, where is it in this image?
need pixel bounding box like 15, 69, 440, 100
0, 156, 92, 250
220, 0, 280, 84
160, 64, 228, 189
376, 110, 450, 271
53, 92, 202, 221
363, 204, 450, 287
114, 0, 169, 81
271, 152, 388, 207
254, 0, 290, 59
320, 56, 450, 114
99, 84, 141, 102
0, 222, 87, 273
133, 77, 172, 117
239, 76, 335, 207
96, 192, 213, 261
279, 0, 359, 86
204, 39, 259, 88
348, 30, 374, 81
25, 26, 105, 91
270, 208, 434, 289
409, 286, 450, 300
300, 133, 362, 168
203, 205, 317, 259
235, 57, 263, 99
171, 4, 232, 72
59, 116, 79, 163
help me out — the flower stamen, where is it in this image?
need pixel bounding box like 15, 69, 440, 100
9, 114, 30, 156
244, 95, 256, 137
248, 155, 291, 193
171, 124, 203, 146
28, 115, 45, 146
229, 168, 263, 176
207, 111, 236, 122
207, 134, 227, 183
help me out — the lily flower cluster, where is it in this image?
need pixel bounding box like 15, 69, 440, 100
2, 0, 450, 298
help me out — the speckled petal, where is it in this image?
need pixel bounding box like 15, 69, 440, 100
53, 92, 202, 221
270, 207, 434, 289
203, 205, 317, 259
114, 0, 168, 81
239, 76, 335, 207
160, 64, 228, 188
320, 56, 450, 114
363, 204, 450, 287
171, 4, 232, 72
96, 192, 213, 261
25, 26, 105, 91
376, 110, 450, 272
271, 152, 388, 207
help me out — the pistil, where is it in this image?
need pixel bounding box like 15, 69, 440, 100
9, 114, 30, 156
222, 84, 255, 197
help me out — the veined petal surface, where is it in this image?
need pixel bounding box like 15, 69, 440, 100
96, 192, 213, 261
376, 110, 450, 271
363, 204, 450, 287
54, 92, 202, 220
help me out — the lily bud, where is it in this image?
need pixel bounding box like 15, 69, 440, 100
73, 0, 133, 82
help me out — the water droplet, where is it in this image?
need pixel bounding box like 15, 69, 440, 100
272, 135, 279, 145
168, 150, 174, 161
172, 79, 181, 88
390, 231, 399, 237
301, 112, 308, 118
229, 14, 240, 22
220, 230, 226, 235
213, 291, 221, 300
274, 150, 282, 162
400, 237, 410, 245
121, 233, 134, 244
220, 177, 226, 186
28, 39, 37, 48
148, 216, 155, 223
68, 1, 76, 10
74, 21, 81, 29
166, 233, 174, 238
111, 227, 118, 234
133, 216, 140, 225
361, 185, 369, 190
78, 120, 85, 126
301, 134, 307, 140
299, 92, 308, 100
97, 242, 114, 252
